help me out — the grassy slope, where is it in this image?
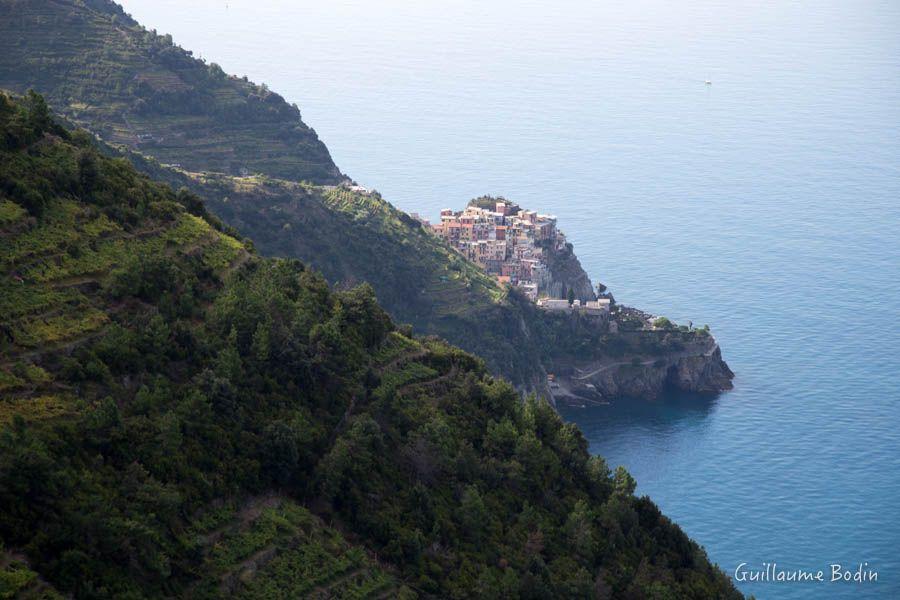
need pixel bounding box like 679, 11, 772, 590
0, 95, 740, 598
0, 0, 341, 183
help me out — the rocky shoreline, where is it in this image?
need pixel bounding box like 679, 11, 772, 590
548, 339, 734, 407
531, 257, 735, 406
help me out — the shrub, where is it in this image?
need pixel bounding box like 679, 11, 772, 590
652, 316, 674, 329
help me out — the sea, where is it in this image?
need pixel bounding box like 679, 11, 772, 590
120, 1, 900, 596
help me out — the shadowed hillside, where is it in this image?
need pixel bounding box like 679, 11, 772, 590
0, 93, 741, 598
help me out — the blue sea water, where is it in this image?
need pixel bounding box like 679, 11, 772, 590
121, 1, 900, 596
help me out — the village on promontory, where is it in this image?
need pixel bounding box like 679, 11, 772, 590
414, 197, 611, 317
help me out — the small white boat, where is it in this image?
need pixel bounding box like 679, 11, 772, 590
705, 80, 712, 85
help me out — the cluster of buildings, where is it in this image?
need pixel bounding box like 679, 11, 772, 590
414, 198, 612, 321
422, 200, 565, 302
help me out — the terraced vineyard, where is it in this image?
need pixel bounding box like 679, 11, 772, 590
1, 194, 248, 426
0, 0, 727, 402
0, 549, 62, 599
185, 497, 402, 599
0, 0, 341, 183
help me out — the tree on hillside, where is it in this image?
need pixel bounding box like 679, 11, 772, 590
567, 288, 575, 306
614, 466, 637, 496
77, 149, 99, 197
24, 89, 52, 134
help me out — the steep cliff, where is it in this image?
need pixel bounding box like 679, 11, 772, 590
549, 339, 734, 405
544, 240, 597, 302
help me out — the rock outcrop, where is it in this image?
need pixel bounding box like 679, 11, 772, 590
548, 338, 734, 406
667, 344, 735, 393
544, 241, 597, 302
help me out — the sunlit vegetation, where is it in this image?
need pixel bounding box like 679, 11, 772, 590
186, 498, 401, 598
0, 89, 248, 412
15, 308, 108, 348
0, 199, 26, 225
181, 167, 718, 393
0, 394, 73, 426
0, 558, 38, 597
0, 548, 63, 598
372, 331, 424, 366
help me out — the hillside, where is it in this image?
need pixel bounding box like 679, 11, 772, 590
188, 173, 550, 388
0, 93, 741, 598
168, 171, 733, 398
0, 0, 733, 399
0, 0, 342, 183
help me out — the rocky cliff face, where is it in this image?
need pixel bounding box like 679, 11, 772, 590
544, 242, 597, 302
667, 344, 735, 393
548, 339, 734, 406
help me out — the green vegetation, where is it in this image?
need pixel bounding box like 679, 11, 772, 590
0, 394, 72, 427
180, 170, 723, 392
653, 317, 674, 329
0, 558, 39, 598
0, 93, 740, 598
532, 308, 715, 364
189, 174, 549, 387
0, 0, 728, 395
0, 0, 341, 183
0, 199, 25, 225
188, 497, 400, 598
468, 195, 520, 213
0, 0, 586, 389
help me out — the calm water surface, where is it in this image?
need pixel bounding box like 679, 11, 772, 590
121, 1, 900, 596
